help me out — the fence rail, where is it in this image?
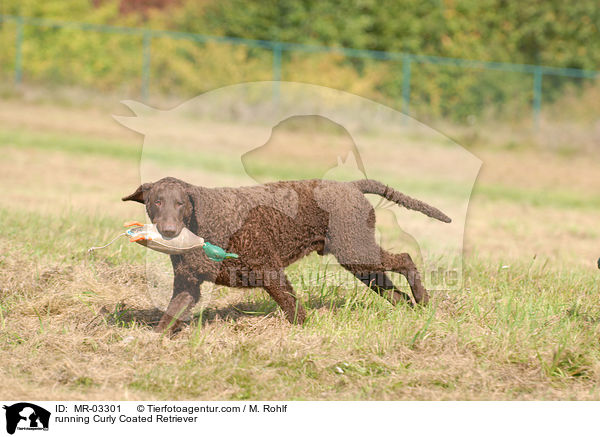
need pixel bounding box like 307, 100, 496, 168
1, 14, 598, 128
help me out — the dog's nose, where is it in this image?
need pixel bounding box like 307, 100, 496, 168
159, 224, 178, 238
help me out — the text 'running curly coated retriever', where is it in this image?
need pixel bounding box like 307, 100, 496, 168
122, 177, 451, 333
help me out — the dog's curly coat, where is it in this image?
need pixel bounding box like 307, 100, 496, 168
123, 177, 451, 333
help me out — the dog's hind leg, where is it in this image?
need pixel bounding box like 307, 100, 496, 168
333, 241, 429, 305
380, 250, 429, 304
344, 268, 412, 305
261, 270, 306, 324
322, 192, 429, 305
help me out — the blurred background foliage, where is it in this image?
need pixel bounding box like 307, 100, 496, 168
0, 0, 598, 122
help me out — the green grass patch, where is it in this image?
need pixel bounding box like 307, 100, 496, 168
0, 205, 144, 264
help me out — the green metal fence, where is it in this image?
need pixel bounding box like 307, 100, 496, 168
1, 14, 598, 128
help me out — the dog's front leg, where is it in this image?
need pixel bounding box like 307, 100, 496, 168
155, 255, 204, 334
155, 290, 197, 334
155, 278, 200, 334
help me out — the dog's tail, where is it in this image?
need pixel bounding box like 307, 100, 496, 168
352, 179, 451, 223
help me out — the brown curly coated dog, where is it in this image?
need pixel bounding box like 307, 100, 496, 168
123, 177, 451, 333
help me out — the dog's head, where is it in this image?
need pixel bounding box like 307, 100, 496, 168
122, 177, 194, 238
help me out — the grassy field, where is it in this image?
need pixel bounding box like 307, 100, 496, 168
1, 99, 600, 400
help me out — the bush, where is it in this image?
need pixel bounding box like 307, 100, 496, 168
0, 0, 597, 121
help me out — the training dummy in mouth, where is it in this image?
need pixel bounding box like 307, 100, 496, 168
88, 221, 239, 262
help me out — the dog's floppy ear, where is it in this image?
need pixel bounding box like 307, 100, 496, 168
122, 183, 153, 204
184, 186, 198, 229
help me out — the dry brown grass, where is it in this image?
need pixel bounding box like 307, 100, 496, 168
3, 244, 599, 400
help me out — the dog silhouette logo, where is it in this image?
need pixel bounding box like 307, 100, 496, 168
3, 403, 50, 434
114, 81, 480, 301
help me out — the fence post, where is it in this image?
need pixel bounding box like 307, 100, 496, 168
402, 54, 412, 121
15, 16, 24, 85
272, 42, 283, 101
141, 30, 152, 102
532, 66, 542, 130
